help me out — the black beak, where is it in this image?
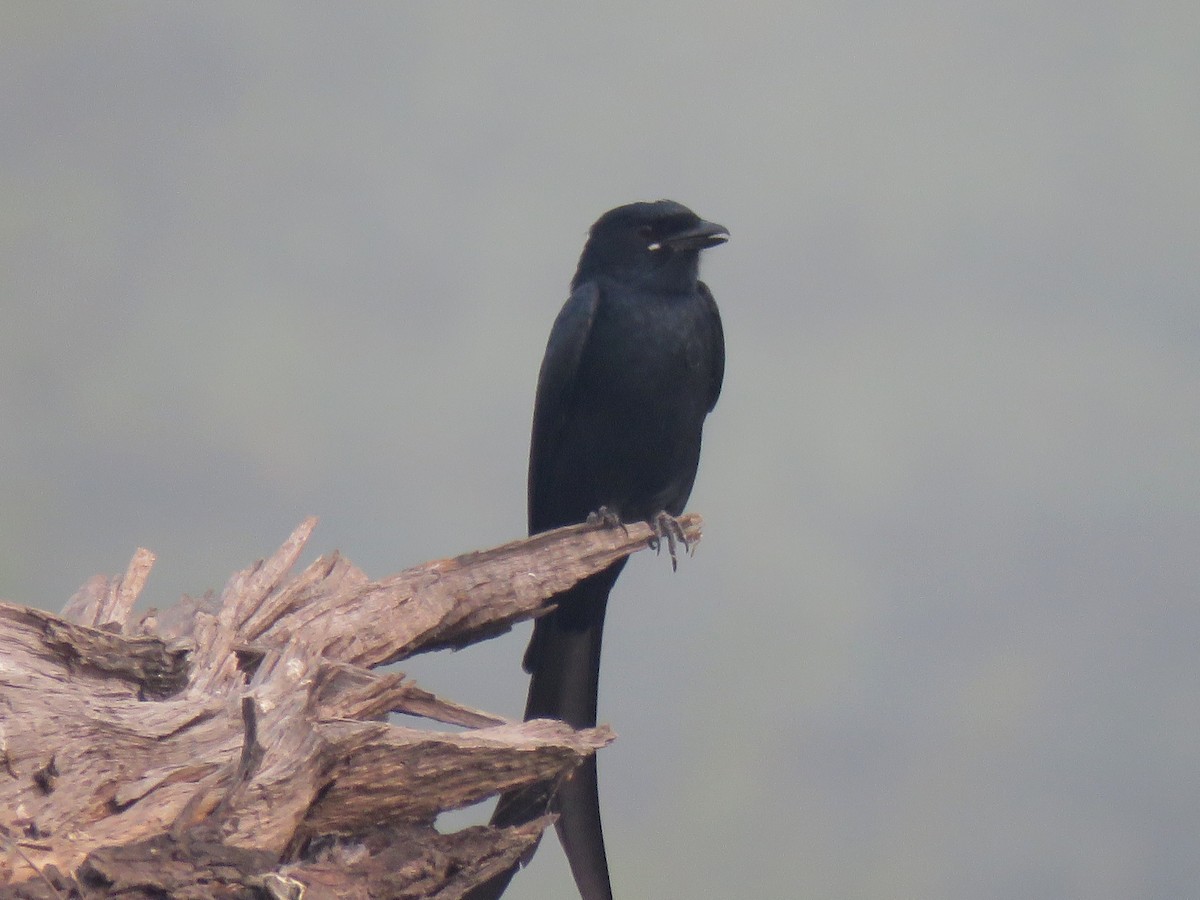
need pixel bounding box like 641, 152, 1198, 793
659, 219, 730, 251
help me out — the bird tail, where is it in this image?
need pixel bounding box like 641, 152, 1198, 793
474, 562, 625, 900
522, 562, 621, 723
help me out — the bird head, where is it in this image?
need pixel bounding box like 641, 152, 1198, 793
572, 200, 728, 290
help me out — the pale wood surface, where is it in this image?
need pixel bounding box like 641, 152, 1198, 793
0, 514, 702, 898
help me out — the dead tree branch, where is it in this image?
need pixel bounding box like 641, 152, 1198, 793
0, 514, 702, 898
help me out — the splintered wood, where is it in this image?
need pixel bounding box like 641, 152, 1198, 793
0, 514, 701, 899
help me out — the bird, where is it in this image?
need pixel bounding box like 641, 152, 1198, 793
470, 200, 726, 900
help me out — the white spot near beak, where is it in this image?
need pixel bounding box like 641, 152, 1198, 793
647, 242, 662, 251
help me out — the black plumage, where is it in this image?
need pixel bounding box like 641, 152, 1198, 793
473, 200, 726, 900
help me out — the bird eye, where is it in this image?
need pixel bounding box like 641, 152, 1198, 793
639, 224, 662, 251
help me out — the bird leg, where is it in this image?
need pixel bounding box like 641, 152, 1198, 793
586, 505, 629, 535
649, 511, 689, 571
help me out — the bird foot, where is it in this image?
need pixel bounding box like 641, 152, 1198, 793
586, 505, 629, 535
648, 511, 689, 571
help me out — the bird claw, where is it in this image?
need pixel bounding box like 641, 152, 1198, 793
587, 505, 629, 535
648, 511, 689, 571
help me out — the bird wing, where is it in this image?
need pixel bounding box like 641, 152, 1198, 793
698, 281, 725, 412
527, 279, 602, 533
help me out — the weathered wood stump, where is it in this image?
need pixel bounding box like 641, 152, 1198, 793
0, 514, 702, 898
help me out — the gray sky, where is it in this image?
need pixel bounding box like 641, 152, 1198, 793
3, 4, 1198, 898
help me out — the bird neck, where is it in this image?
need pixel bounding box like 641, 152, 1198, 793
572, 252, 700, 294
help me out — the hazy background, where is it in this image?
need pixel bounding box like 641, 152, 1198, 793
3, 4, 1198, 897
